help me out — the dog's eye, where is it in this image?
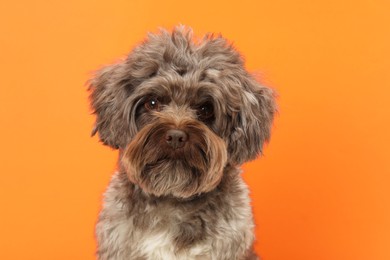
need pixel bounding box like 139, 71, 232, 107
145, 97, 160, 111
197, 103, 214, 121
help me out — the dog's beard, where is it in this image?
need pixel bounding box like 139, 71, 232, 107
122, 119, 227, 199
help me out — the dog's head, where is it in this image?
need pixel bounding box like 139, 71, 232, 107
89, 26, 276, 198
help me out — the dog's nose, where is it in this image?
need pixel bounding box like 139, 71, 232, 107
165, 129, 188, 149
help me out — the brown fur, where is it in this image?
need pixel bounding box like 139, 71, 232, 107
89, 26, 276, 259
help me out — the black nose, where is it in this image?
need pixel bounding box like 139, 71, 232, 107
165, 129, 188, 149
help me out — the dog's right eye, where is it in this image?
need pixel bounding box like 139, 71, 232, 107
144, 97, 160, 111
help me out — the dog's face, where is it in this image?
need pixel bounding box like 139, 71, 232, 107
89, 27, 276, 198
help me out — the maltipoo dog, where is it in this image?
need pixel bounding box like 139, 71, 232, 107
88, 26, 276, 260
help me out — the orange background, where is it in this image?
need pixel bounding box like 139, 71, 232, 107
1, 0, 389, 259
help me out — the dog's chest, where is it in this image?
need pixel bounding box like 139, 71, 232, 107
136, 230, 209, 260
131, 199, 212, 259
97, 172, 254, 259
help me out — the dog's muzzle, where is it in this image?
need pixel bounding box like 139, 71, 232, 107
121, 112, 228, 198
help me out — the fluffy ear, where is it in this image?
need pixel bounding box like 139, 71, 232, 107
88, 61, 133, 149
228, 75, 277, 165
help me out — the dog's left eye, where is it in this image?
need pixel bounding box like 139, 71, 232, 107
144, 97, 160, 111
197, 102, 214, 121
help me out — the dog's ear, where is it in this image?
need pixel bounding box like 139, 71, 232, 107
88, 61, 133, 149
228, 75, 277, 165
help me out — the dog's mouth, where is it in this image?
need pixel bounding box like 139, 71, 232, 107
135, 142, 210, 197
141, 149, 207, 175
122, 119, 227, 198
140, 157, 203, 188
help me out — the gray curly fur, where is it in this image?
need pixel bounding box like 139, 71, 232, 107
89, 26, 276, 259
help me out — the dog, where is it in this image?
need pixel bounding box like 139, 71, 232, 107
88, 26, 276, 260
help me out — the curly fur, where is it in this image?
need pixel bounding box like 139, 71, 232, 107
89, 26, 276, 260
